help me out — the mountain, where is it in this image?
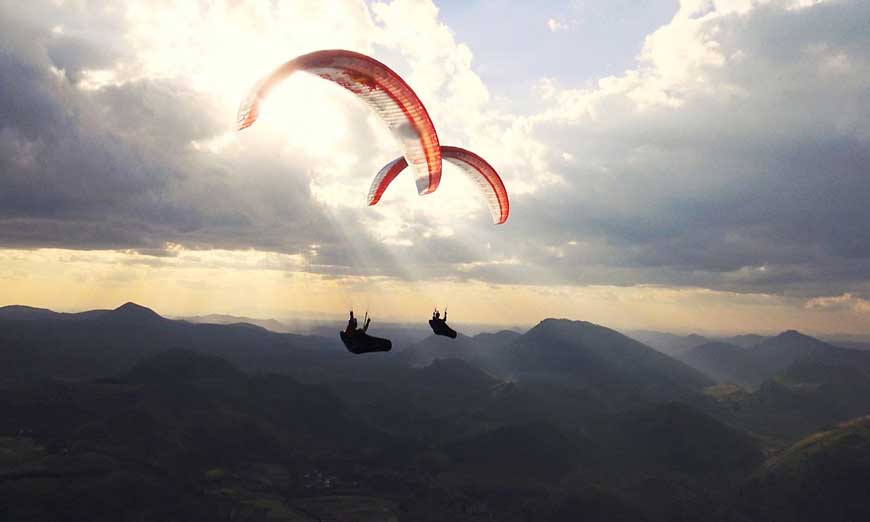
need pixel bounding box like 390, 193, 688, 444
719, 334, 768, 348
609, 402, 763, 476
126, 347, 245, 384
99, 302, 165, 323
751, 330, 830, 373
0, 305, 61, 320
627, 330, 709, 357
5, 302, 870, 521
679, 330, 870, 386
0, 302, 360, 383
567, 401, 765, 522
180, 313, 296, 333
397, 330, 521, 376
399, 319, 716, 405
472, 329, 521, 349
509, 319, 714, 401
741, 415, 870, 522
679, 341, 755, 385
397, 333, 479, 367
0, 349, 395, 522
706, 359, 870, 441
829, 340, 870, 351
444, 422, 591, 482
0, 305, 110, 321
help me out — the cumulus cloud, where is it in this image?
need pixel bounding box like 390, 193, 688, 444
508, 0, 870, 297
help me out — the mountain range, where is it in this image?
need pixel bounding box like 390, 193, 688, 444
3, 302, 870, 521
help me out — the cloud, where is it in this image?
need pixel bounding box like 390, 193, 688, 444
1, 0, 869, 305
547, 18, 569, 32
805, 293, 870, 313
0, 1, 401, 272
506, 0, 870, 297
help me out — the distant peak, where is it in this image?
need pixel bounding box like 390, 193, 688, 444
530, 318, 597, 333
762, 329, 830, 350
109, 302, 163, 320
536, 318, 586, 327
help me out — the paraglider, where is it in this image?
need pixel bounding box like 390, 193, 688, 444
340, 310, 392, 354
429, 307, 458, 339
237, 50, 510, 224
237, 49, 442, 196
369, 146, 509, 224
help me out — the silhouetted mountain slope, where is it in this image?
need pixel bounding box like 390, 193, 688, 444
0, 305, 61, 320
398, 330, 521, 376
708, 360, 870, 442
751, 330, 830, 375
180, 313, 295, 333
609, 402, 763, 476
0, 348, 676, 521
7, 304, 870, 521
509, 319, 713, 401
627, 331, 709, 357
126, 348, 245, 384
0, 305, 110, 321
330, 357, 524, 444
414, 357, 498, 391
563, 401, 765, 522
680, 330, 870, 386
721, 334, 767, 349
830, 340, 870, 351
0, 302, 369, 383
472, 329, 521, 349
101, 302, 165, 323
679, 341, 754, 384
741, 415, 870, 522
444, 422, 590, 482
0, 349, 404, 522
398, 334, 478, 367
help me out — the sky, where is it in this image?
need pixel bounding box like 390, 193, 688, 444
1, 0, 869, 335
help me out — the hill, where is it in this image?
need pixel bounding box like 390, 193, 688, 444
678, 330, 870, 386
180, 313, 296, 333
397, 333, 479, 367
0, 349, 398, 522
679, 341, 754, 385
741, 416, 870, 522
509, 319, 713, 401
627, 330, 709, 357
720, 334, 768, 348
0, 302, 364, 383
4, 303, 870, 521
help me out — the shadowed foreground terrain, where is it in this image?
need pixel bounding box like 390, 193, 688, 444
2, 304, 870, 521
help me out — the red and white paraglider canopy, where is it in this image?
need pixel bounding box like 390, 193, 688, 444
368, 146, 509, 225
237, 49, 442, 196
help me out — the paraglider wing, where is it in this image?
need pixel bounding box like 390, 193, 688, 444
238, 49, 441, 195
368, 146, 510, 224
368, 155, 409, 206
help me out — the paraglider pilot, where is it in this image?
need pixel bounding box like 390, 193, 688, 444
346, 310, 358, 334
340, 310, 391, 354
429, 307, 457, 339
